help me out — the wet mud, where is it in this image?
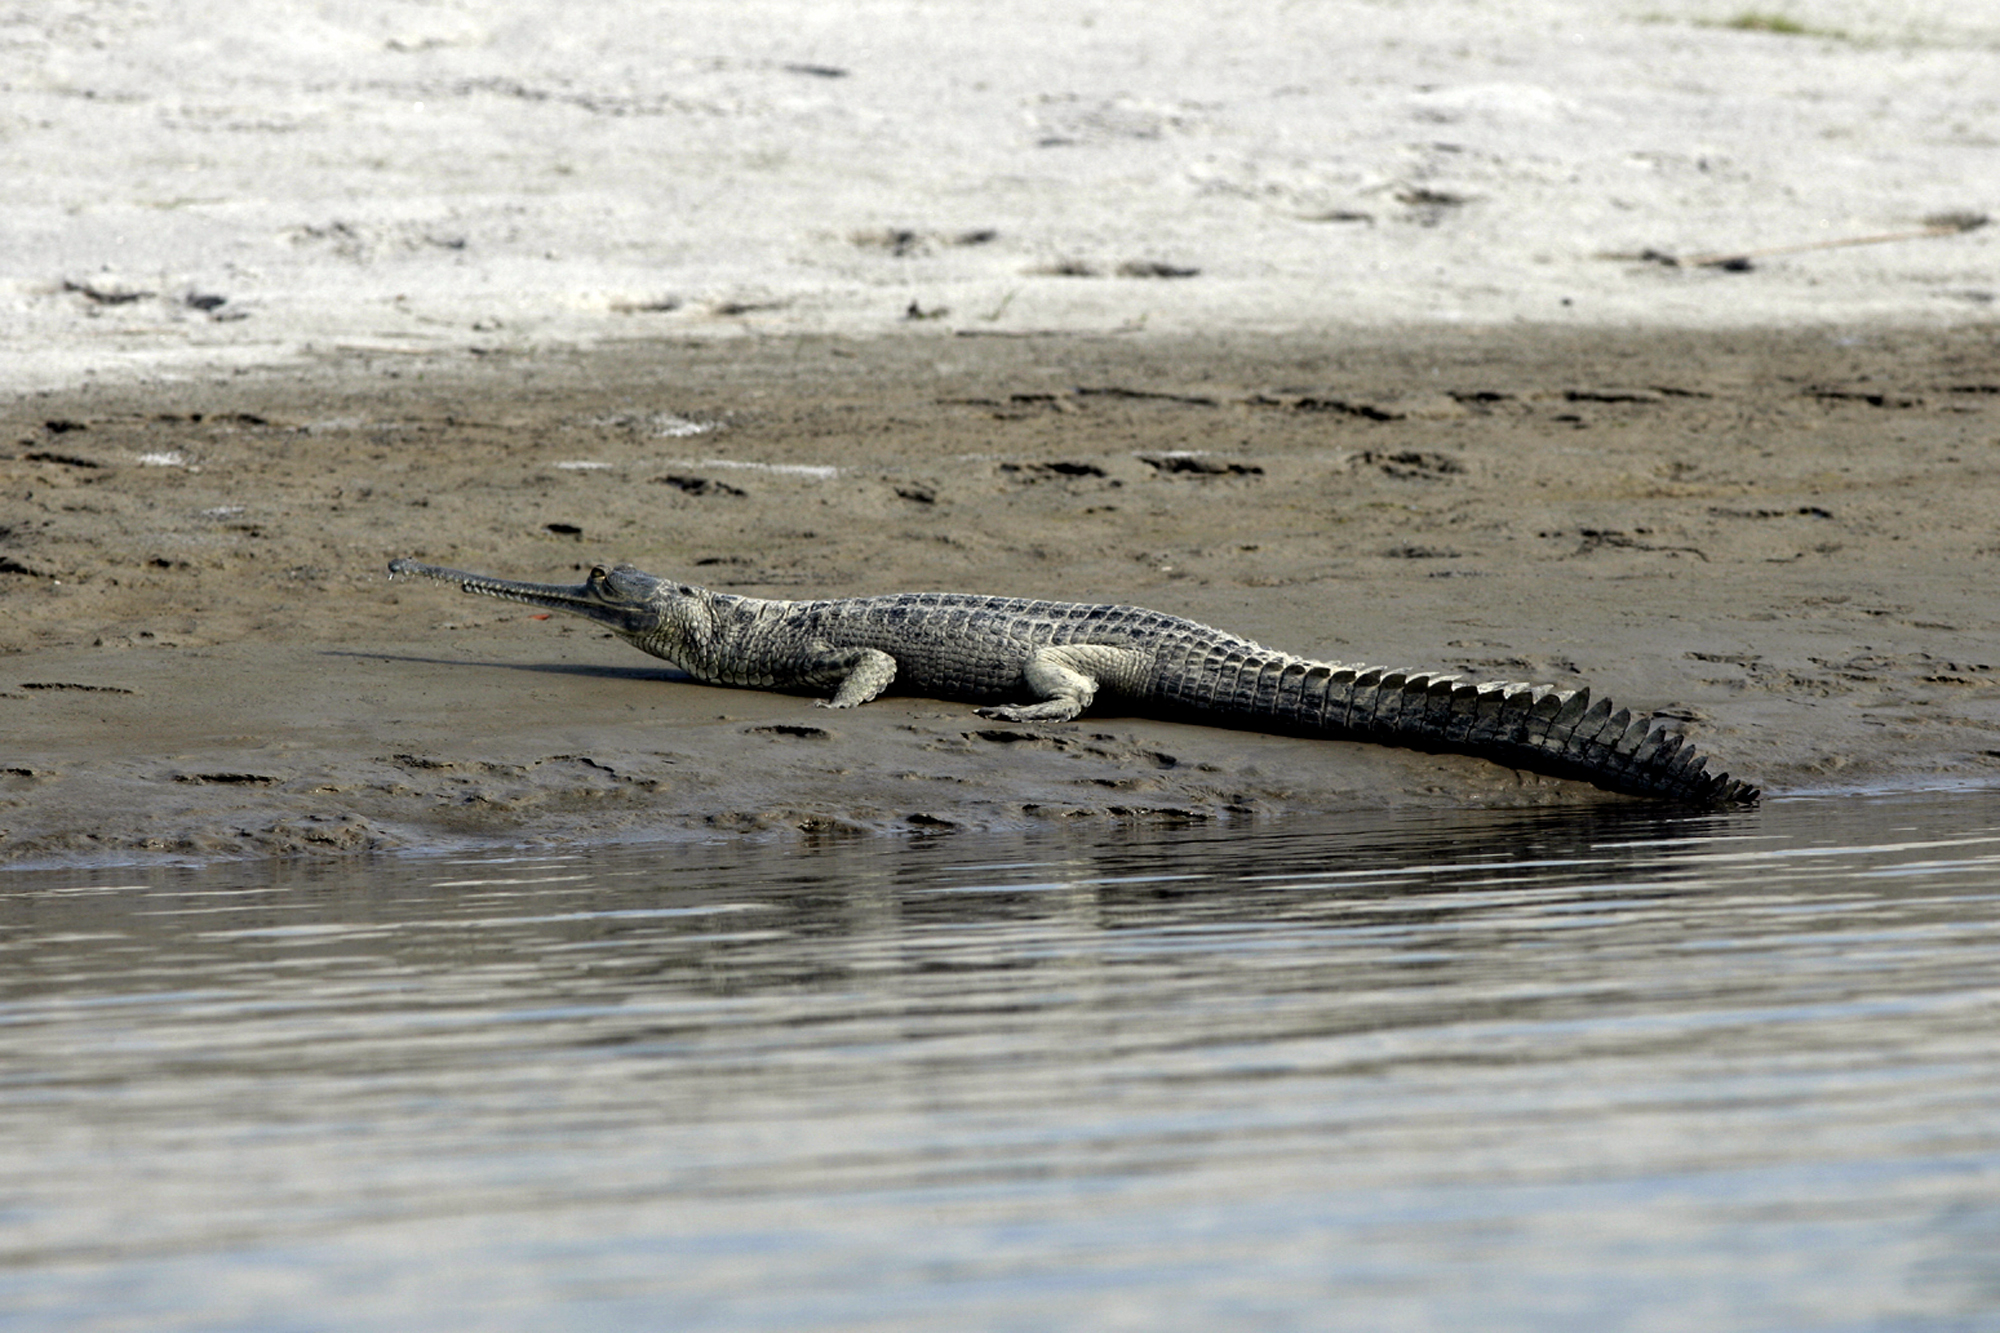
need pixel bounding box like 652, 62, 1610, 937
4, 325, 1998, 862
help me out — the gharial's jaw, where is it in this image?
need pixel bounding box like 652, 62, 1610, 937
387, 558, 669, 635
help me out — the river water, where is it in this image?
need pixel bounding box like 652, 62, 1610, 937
4, 792, 1999, 1331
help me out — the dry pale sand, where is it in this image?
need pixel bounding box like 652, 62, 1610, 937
4, 324, 1997, 863
7, 0, 1997, 389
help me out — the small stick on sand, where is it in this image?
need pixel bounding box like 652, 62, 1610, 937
1633, 210, 1988, 271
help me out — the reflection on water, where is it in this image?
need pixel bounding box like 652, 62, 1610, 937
4, 795, 1999, 1331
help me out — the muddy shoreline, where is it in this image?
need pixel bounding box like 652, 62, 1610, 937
5, 325, 1998, 864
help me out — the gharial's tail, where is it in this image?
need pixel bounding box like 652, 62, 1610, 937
1227, 660, 1759, 805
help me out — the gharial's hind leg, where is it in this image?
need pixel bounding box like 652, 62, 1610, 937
975, 644, 1151, 723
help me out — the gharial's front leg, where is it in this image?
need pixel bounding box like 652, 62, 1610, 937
976, 644, 1152, 724
805, 646, 899, 708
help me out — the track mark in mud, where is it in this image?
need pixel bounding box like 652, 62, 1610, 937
1565, 388, 1666, 404
1807, 387, 1924, 409
849, 225, 995, 256
1139, 452, 1263, 477
654, 473, 746, 497
173, 772, 280, 786
608, 297, 682, 315
1024, 259, 1201, 279
708, 298, 789, 317
1259, 384, 1704, 420
1098, 804, 1217, 825
704, 808, 873, 835
258, 816, 383, 852
392, 753, 457, 770
1249, 392, 1404, 420
20, 681, 136, 694
1710, 505, 1836, 519
942, 392, 1074, 419
943, 385, 1224, 421
388, 754, 536, 776
1683, 647, 1997, 698
970, 728, 1062, 746
21, 449, 107, 468
545, 754, 622, 774
747, 724, 833, 739
1073, 385, 1217, 405
1545, 528, 1709, 561
997, 460, 1109, 481
1085, 775, 1162, 791
1810, 651, 1996, 686
1017, 800, 1214, 824
1352, 449, 1463, 480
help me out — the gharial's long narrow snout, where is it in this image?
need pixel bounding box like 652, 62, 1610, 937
388, 558, 666, 634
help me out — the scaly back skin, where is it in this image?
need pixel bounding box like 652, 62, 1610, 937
390, 562, 1758, 806
676, 591, 1753, 804
670, 592, 1228, 701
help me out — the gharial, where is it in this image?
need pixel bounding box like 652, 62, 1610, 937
387, 558, 1759, 805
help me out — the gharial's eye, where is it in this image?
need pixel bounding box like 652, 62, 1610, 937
589, 565, 610, 582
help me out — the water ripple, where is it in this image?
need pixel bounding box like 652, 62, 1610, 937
2, 795, 1998, 1330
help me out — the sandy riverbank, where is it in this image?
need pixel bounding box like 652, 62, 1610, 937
4, 325, 1997, 863
6, 1, 1999, 861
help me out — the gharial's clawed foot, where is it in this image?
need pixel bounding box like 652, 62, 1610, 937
975, 700, 1085, 723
